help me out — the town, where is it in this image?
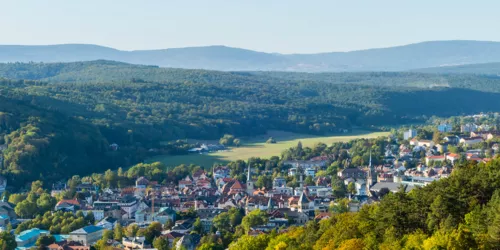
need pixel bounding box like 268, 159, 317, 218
1, 113, 499, 250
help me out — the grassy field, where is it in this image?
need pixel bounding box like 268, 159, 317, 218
146, 130, 389, 168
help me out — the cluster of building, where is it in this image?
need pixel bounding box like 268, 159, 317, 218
7, 123, 500, 249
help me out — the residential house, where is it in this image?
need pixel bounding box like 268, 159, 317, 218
461, 124, 478, 133
162, 232, 184, 249
69, 226, 105, 246
425, 155, 446, 165
272, 177, 287, 188
417, 140, 434, 148
136, 207, 176, 225
337, 168, 366, 179
47, 240, 90, 250
171, 219, 194, 234
55, 199, 81, 212
122, 236, 150, 250
196, 208, 227, 233
471, 131, 500, 140
135, 177, 149, 189
175, 234, 201, 250
460, 137, 484, 147
446, 153, 460, 165
212, 166, 230, 180
118, 196, 139, 219
304, 168, 316, 177
444, 136, 460, 145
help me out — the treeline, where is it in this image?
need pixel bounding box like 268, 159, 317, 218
224, 158, 500, 250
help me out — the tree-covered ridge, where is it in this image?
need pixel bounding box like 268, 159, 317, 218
225, 159, 500, 250
3, 62, 500, 188
0, 95, 122, 186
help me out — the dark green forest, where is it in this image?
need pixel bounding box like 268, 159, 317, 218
1, 61, 500, 186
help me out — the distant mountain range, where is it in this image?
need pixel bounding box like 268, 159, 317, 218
2, 40, 500, 72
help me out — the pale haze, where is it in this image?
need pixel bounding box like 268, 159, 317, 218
1, 0, 499, 53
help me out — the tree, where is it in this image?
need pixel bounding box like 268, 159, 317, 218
153, 237, 170, 250
8, 193, 27, 205
114, 224, 124, 241
104, 169, 118, 188
337, 238, 365, 250
214, 212, 231, 232
347, 182, 356, 196
233, 139, 241, 147
14, 200, 37, 218
193, 218, 203, 234
241, 209, 268, 234
31, 180, 44, 194
36, 193, 56, 214
144, 222, 163, 243
35, 235, 55, 248
332, 177, 347, 198
164, 219, 174, 230
85, 211, 96, 225
228, 235, 269, 250
331, 198, 350, 214
126, 224, 139, 237
304, 176, 315, 186
255, 176, 272, 190
0, 231, 16, 250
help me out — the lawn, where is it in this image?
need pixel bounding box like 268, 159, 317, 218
146, 130, 389, 168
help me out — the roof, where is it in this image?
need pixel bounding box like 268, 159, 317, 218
16, 228, 49, 242
426, 155, 445, 159
230, 180, 244, 190
370, 182, 404, 192
70, 225, 104, 235
56, 199, 80, 207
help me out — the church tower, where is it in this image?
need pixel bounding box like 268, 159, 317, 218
367, 151, 377, 187
246, 165, 254, 195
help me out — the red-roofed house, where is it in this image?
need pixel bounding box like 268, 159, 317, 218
228, 180, 245, 195
55, 199, 81, 212
445, 153, 460, 164
425, 155, 446, 165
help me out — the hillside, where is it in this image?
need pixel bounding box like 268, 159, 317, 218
3, 41, 500, 72
413, 62, 500, 75
3, 62, 500, 185
0, 93, 122, 187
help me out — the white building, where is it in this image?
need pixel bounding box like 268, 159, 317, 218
437, 124, 453, 133
69, 226, 105, 246
403, 129, 417, 140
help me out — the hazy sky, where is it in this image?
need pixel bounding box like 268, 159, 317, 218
1, 0, 498, 53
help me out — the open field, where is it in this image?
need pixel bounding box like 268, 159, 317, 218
146, 130, 389, 168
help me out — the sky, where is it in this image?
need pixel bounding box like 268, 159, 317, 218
1, 0, 499, 54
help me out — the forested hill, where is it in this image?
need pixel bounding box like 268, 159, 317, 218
3, 40, 500, 72
2, 62, 500, 186
413, 62, 500, 75
0, 94, 121, 186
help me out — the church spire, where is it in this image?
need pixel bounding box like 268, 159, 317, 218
369, 150, 372, 169
247, 164, 251, 182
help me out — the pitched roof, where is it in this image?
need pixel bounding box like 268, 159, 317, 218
70, 225, 104, 235
56, 199, 80, 207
